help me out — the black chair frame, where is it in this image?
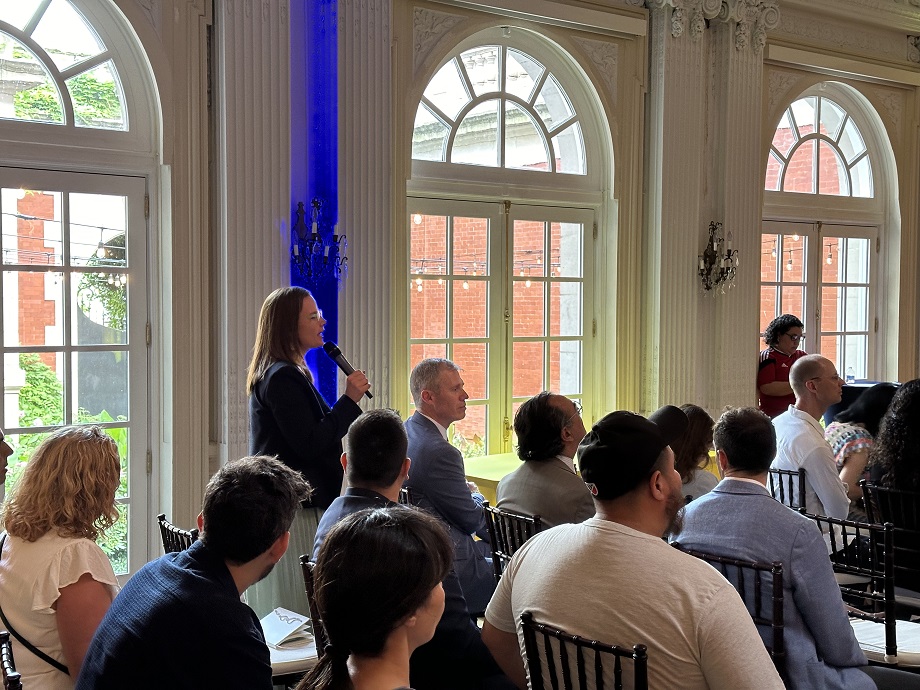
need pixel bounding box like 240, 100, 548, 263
398, 486, 412, 505
861, 480, 920, 606
0, 630, 22, 690
299, 556, 328, 654
521, 611, 648, 690
768, 467, 806, 511
156, 513, 199, 554
483, 502, 542, 583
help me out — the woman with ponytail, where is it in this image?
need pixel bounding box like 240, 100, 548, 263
297, 506, 453, 690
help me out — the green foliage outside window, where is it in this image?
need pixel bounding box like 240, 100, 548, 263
13, 71, 120, 126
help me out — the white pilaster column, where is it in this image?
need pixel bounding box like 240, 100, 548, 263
214, 0, 291, 468
337, 0, 393, 407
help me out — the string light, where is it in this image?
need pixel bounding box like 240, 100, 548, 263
412, 213, 422, 225
771, 241, 776, 258
826, 243, 833, 265
785, 249, 793, 271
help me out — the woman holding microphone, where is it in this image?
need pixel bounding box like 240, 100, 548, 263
246, 286, 370, 617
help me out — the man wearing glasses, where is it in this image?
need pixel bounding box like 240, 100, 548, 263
496, 392, 594, 528
758, 314, 808, 418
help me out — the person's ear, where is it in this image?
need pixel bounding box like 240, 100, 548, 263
402, 457, 411, 481
716, 449, 729, 477
269, 531, 291, 563
648, 470, 667, 502
196, 512, 204, 532
340, 453, 348, 473
403, 614, 418, 629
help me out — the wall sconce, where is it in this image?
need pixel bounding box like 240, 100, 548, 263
698, 221, 739, 292
291, 199, 347, 283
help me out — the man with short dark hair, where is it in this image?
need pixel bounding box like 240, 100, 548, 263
483, 406, 784, 690
405, 358, 494, 614
496, 391, 593, 527
312, 408, 515, 690
771, 354, 849, 519
679, 407, 920, 690
76, 456, 310, 690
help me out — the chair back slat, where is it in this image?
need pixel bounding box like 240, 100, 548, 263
299, 556, 328, 654
673, 544, 785, 680
520, 612, 648, 690
398, 486, 412, 505
157, 513, 199, 554
861, 481, 920, 595
767, 468, 806, 510
1, 630, 22, 690
483, 502, 543, 582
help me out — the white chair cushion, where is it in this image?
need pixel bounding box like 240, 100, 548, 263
850, 617, 920, 667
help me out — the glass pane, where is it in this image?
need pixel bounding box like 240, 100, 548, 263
68, 60, 127, 131
791, 96, 817, 137
851, 156, 873, 198
451, 404, 486, 458
513, 220, 545, 278
549, 341, 581, 396
821, 285, 843, 332
534, 74, 574, 132
817, 141, 848, 196
100, 426, 130, 500
73, 350, 128, 422
423, 59, 471, 121
513, 341, 544, 398
843, 335, 868, 380
552, 122, 586, 175
452, 217, 488, 276
765, 151, 782, 191
844, 286, 868, 331
505, 102, 549, 172
505, 49, 543, 103
451, 342, 487, 399
513, 280, 544, 337
844, 237, 870, 283
2, 188, 63, 266
839, 118, 866, 163
3, 270, 64, 346
783, 141, 815, 193
0, 32, 64, 124
452, 100, 499, 167
460, 46, 499, 97
761, 234, 779, 282
0, 2, 45, 31
550, 283, 582, 336
779, 285, 804, 319
780, 235, 807, 283
33, 0, 105, 71
819, 98, 845, 141
5, 351, 64, 428
4, 430, 50, 497
410, 343, 447, 372
99, 503, 128, 575
760, 286, 778, 343
772, 110, 795, 156
820, 335, 841, 370
452, 280, 487, 338
412, 105, 449, 162
73, 270, 128, 344
551, 222, 583, 278
409, 278, 446, 339
410, 213, 447, 276
821, 238, 841, 283
70, 193, 128, 268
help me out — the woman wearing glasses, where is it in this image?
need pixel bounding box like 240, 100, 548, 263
758, 314, 807, 418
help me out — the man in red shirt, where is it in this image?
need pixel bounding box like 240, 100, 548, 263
758, 314, 806, 417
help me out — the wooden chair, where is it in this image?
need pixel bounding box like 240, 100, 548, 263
520, 611, 648, 690
0, 631, 22, 690
767, 467, 806, 510
673, 544, 786, 681
299, 556, 328, 654
398, 486, 412, 505
157, 513, 199, 553
861, 481, 920, 613
802, 511, 920, 668
483, 502, 542, 583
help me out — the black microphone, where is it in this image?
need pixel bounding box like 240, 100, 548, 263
323, 342, 373, 398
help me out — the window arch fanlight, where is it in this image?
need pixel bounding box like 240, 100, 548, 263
0, 1, 128, 130
413, 43, 587, 175
765, 95, 872, 198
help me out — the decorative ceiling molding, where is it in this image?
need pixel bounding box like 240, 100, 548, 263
780, 0, 920, 33
909, 36, 920, 64
413, 7, 465, 77
775, 10, 904, 61
642, 1, 721, 39
571, 37, 619, 107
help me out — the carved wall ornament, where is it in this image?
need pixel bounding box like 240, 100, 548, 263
571, 37, 619, 107
909, 35, 920, 63
776, 12, 901, 60
644, 1, 722, 39
137, 0, 162, 39
413, 7, 465, 76
767, 69, 802, 114
718, 0, 780, 52
872, 87, 903, 143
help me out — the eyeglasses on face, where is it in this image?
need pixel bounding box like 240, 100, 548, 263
784, 332, 805, 342
565, 401, 583, 426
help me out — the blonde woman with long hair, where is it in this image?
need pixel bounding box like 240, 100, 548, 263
0, 426, 120, 689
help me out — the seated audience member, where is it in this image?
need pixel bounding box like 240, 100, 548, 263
76, 456, 310, 690
678, 407, 920, 690
404, 358, 494, 613
672, 404, 717, 503
312, 409, 516, 690
869, 378, 920, 491
297, 507, 453, 690
825, 382, 898, 516
483, 406, 784, 690
495, 392, 593, 527
770, 354, 849, 519
758, 313, 807, 418
0, 427, 120, 689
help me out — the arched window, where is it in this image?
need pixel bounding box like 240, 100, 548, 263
407, 27, 609, 457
